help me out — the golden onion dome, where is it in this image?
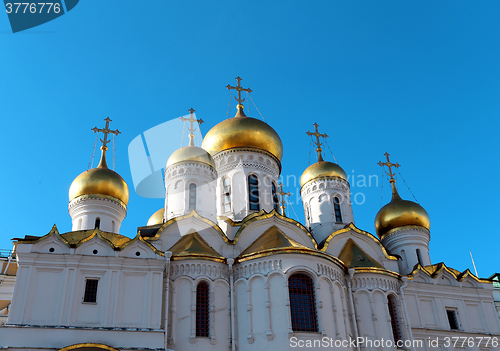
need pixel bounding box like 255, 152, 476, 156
147, 208, 165, 226
201, 106, 283, 161
300, 158, 347, 188
69, 148, 129, 205
375, 183, 430, 238
166, 145, 215, 169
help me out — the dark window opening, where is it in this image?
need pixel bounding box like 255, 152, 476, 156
388, 295, 402, 343
272, 182, 280, 212
83, 279, 99, 303
95, 218, 100, 229
248, 175, 260, 211
288, 273, 318, 332
196, 281, 210, 337
223, 178, 231, 213
334, 197, 342, 222
447, 310, 459, 330
189, 183, 196, 210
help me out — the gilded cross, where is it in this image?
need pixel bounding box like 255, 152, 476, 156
92, 117, 120, 150
378, 152, 400, 183
180, 108, 204, 146
278, 183, 292, 216
306, 123, 328, 161
226, 76, 252, 113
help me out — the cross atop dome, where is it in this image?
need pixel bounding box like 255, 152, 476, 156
306, 123, 328, 162
92, 117, 120, 151
278, 183, 292, 216
180, 108, 204, 146
378, 152, 400, 183
226, 76, 252, 117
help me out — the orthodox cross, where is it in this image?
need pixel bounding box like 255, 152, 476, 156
306, 123, 328, 162
378, 152, 400, 183
226, 76, 252, 115
180, 108, 204, 146
278, 183, 292, 216
92, 117, 120, 150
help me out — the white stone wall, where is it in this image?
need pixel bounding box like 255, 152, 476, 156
212, 148, 281, 221
164, 161, 217, 222
69, 196, 126, 234
300, 176, 354, 244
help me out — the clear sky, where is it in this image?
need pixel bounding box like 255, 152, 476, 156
1, 1, 499, 277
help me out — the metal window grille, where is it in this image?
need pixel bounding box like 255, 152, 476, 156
248, 175, 260, 211
447, 310, 459, 330
288, 273, 318, 332
189, 184, 197, 210
196, 282, 210, 337
388, 295, 402, 343
334, 197, 342, 222
223, 178, 231, 212
83, 279, 99, 303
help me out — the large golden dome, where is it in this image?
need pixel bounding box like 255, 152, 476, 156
69, 150, 129, 205
167, 145, 215, 169
375, 183, 430, 238
202, 107, 283, 161
301, 160, 347, 188
147, 208, 165, 226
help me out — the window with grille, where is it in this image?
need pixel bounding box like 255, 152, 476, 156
248, 175, 260, 211
288, 273, 318, 332
83, 279, 99, 303
334, 197, 342, 222
196, 281, 210, 337
272, 182, 280, 212
447, 310, 459, 330
189, 183, 196, 210
222, 178, 231, 213
387, 295, 402, 343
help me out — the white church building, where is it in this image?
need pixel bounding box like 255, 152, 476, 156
0, 78, 499, 351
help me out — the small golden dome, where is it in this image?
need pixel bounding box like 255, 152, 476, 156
69, 149, 129, 205
202, 107, 283, 161
166, 145, 215, 169
147, 208, 165, 226
375, 183, 430, 238
300, 160, 347, 188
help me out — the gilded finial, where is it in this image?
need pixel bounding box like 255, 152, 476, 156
92, 117, 120, 169
180, 108, 204, 146
278, 183, 292, 216
226, 76, 252, 117
378, 152, 401, 200
306, 123, 328, 162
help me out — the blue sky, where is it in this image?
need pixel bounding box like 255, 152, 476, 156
1, 1, 499, 277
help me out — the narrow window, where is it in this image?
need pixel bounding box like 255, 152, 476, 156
416, 248, 423, 265
95, 218, 100, 229
78, 218, 82, 230
272, 182, 280, 212
400, 250, 408, 270
288, 273, 318, 332
189, 183, 196, 210
222, 178, 231, 213
83, 279, 99, 303
388, 295, 402, 343
111, 221, 115, 233
248, 175, 260, 211
196, 281, 210, 337
447, 310, 459, 330
334, 197, 342, 222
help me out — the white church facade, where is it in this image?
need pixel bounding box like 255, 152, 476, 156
0, 78, 499, 351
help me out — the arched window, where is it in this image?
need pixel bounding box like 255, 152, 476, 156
272, 182, 280, 212
95, 218, 100, 229
248, 175, 260, 211
196, 281, 209, 337
387, 295, 402, 343
288, 273, 318, 332
111, 221, 115, 233
334, 197, 342, 222
222, 178, 231, 213
416, 248, 423, 265
189, 183, 196, 210
78, 218, 82, 230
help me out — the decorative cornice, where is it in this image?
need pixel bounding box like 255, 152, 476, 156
68, 194, 127, 211
380, 224, 430, 241
407, 262, 491, 283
